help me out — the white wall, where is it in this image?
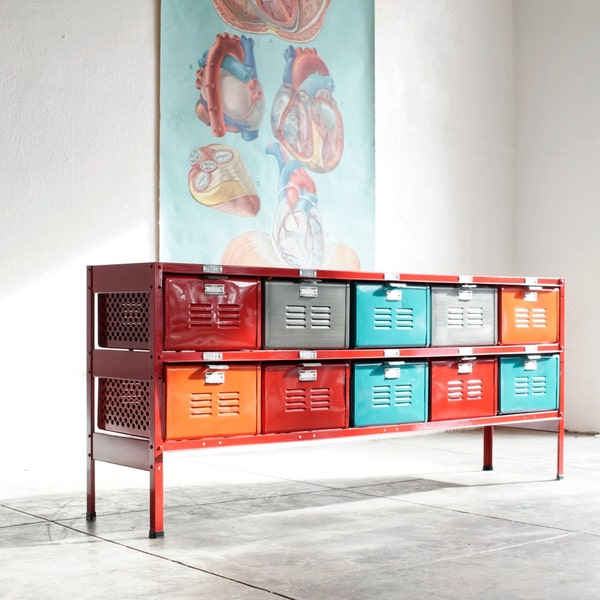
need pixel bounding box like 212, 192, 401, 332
0, 0, 158, 473
376, 0, 514, 276
514, 0, 600, 432
0, 0, 595, 480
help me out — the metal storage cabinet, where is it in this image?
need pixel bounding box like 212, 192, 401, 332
164, 275, 260, 350
352, 361, 428, 426
87, 263, 565, 537
430, 358, 497, 421
499, 354, 559, 413
353, 283, 430, 348
499, 287, 559, 345
431, 286, 497, 347
165, 364, 260, 439
263, 280, 350, 349
262, 362, 349, 433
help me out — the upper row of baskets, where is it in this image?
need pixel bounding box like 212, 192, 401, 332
98, 275, 561, 351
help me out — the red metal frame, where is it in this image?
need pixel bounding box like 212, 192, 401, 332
86, 263, 566, 538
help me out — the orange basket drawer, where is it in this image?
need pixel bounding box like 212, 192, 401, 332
430, 358, 497, 421
165, 364, 260, 440
500, 287, 559, 344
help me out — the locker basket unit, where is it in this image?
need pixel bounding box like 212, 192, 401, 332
499, 287, 559, 345
430, 358, 497, 421
97, 292, 150, 350
499, 354, 559, 414
164, 276, 260, 350
353, 283, 430, 348
431, 286, 497, 347
97, 378, 151, 437
165, 364, 260, 440
263, 280, 349, 349
262, 362, 349, 433
352, 361, 428, 426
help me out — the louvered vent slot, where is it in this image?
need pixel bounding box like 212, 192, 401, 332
447, 307, 464, 328
466, 306, 484, 328
286, 305, 307, 329
396, 308, 414, 331
189, 303, 212, 328
216, 303, 241, 329
466, 379, 483, 401
514, 377, 530, 397
374, 307, 393, 330
310, 387, 331, 410
372, 385, 392, 408
532, 308, 547, 328
311, 305, 332, 329
514, 307, 547, 329
285, 388, 307, 412
514, 307, 530, 328
98, 292, 150, 348
394, 383, 413, 406
218, 391, 241, 415
531, 376, 547, 396
190, 392, 213, 417
98, 378, 150, 437
447, 379, 464, 402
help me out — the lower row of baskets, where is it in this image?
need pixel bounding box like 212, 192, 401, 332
147, 355, 559, 440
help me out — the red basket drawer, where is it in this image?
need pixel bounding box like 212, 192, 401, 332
164, 276, 260, 351
430, 358, 497, 421
165, 364, 260, 440
262, 362, 349, 434
500, 287, 559, 344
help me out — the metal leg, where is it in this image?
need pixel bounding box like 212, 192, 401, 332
149, 451, 165, 538
86, 452, 96, 521
557, 419, 565, 480
483, 426, 494, 471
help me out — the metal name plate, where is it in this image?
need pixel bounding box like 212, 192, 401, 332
299, 350, 317, 360
203, 264, 223, 274
299, 369, 317, 382
458, 289, 473, 301
458, 362, 473, 374
386, 288, 402, 301
205, 371, 225, 384
299, 269, 317, 278
458, 347, 474, 356
384, 367, 401, 379
204, 283, 225, 296
383, 348, 400, 358
524, 360, 538, 371
203, 351, 223, 361
299, 285, 319, 298
524, 291, 538, 302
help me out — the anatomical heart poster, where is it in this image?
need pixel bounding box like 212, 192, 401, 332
159, 0, 375, 270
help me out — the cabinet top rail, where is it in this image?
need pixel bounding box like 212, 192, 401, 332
87, 262, 564, 291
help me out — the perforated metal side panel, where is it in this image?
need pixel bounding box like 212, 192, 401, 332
98, 293, 150, 349
97, 378, 151, 437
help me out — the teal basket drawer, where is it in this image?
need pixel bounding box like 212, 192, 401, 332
499, 355, 559, 413
352, 361, 428, 426
353, 284, 430, 348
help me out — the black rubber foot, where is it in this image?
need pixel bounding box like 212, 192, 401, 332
482, 465, 493, 471
557, 474, 564, 480
149, 530, 165, 539
86, 511, 97, 522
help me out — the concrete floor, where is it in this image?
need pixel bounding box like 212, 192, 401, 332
1, 428, 599, 599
